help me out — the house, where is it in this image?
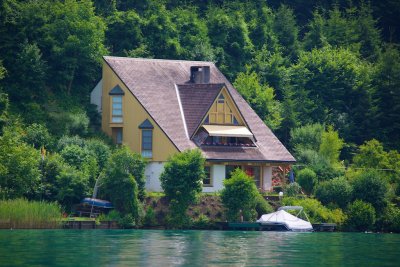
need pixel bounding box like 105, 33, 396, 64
91, 57, 295, 192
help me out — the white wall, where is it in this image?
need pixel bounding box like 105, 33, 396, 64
203, 164, 225, 193
263, 166, 272, 191
145, 162, 165, 192
145, 163, 229, 193
90, 79, 103, 113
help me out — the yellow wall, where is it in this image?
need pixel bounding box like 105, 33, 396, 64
102, 62, 178, 161
205, 87, 245, 125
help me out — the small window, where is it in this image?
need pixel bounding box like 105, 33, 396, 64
112, 96, 123, 123
113, 128, 123, 145
141, 129, 153, 158
204, 166, 212, 186
218, 94, 225, 103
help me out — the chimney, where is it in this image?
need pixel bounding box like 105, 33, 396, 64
190, 66, 210, 84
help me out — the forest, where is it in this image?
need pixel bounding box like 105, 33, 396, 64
0, 0, 400, 231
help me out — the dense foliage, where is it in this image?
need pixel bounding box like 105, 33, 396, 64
160, 149, 205, 228
221, 169, 262, 221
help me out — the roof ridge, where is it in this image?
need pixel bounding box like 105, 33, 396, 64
103, 56, 214, 64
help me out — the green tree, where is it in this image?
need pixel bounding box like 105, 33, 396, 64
290, 123, 324, 154
23, 123, 52, 149
346, 200, 376, 231
105, 10, 144, 56
315, 177, 353, 209
0, 125, 41, 199
273, 5, 300, 60
160, 149, 205, 228
319, 126, 344, 166
374, 46, 400, 149
102, 146, 142, 219
352, 171, 389, 213
234, 69, 282, 130
221, 169, 259, 221
56, 165, 90, 212
296, 168, 317, 195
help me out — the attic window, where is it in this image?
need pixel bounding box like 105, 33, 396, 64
111, 96, 123, 123
139, 119, 154, 158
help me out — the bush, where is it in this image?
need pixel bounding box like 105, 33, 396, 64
383, 205, 400, 233
285, 182, 301, 197
346, 200, 376, 231
282, 197, 347, 225
255, 195, 273, 217
143, 207, 157, 227
296, 168, 317, 195
85, 139, 111, 170
57, 135, 85, 151
192, 214, 212, 229
315, 177, 353, 209
118, 214, 136, 229
23, 123, 52, 149
160, 149, 205, 228
352, 171, 388, 212
221, 169, 259, 221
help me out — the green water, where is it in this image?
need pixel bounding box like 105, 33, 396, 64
0, 230, 399, 266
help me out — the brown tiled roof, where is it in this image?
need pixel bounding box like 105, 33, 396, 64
177, 83, 224, 137
103, 56, 295, 163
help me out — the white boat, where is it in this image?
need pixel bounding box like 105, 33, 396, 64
257, 206, 313, 232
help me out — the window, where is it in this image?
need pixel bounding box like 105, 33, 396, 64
244, 166, 261, 188
225, 165, 241, 179
141, 129, 153, 158
111, 96, 123, 123
112, 128, 123, 145
204, 166, 212, 186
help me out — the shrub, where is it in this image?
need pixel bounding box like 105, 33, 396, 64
296, 168, 317, 195
255, 195, 273, 217
85, 139, 111, 170
315, 177, 353, 209
346, 200, 376, 231
118, 214, 136, 229
282, 197, 347, 225
352, 171, 388, 212
143, 207, 157, 227
102, 149, 140, 219
221, 169, 259, 221
192, 214, 212, 229
380, 205, 400, 233
23, 123, 52, 149
285, 182, 301, 197
56, 165, 90, 212
160, 149, 205, 228
57, 135, 85, 151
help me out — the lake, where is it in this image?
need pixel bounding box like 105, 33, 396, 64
0, 230, 399, 266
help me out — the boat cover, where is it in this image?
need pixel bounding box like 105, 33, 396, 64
81, 198, 114, 208
257, 210, 313, 231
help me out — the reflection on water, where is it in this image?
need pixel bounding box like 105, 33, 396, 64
0, 230, 399, 266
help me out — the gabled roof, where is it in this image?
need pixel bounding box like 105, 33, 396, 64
177, 83, 224, 137
103, 56, 295, 163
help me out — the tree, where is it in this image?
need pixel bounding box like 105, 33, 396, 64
56, 164, 90, 212
319, 126, 344, 166
290, 123, 324, 154
221, 169, 259, 221
346, 200, 376, 231
352, 171, 389, 213
374, 46, 400, 149
296, 168, 317, 195
160, 149, 205, 228
102, 146, 142, 219
0, 125, 41, 199
23, 123, 52, 149
273, 5, 300, 60
234, 69, 282, 130
315, 177, 353, 209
